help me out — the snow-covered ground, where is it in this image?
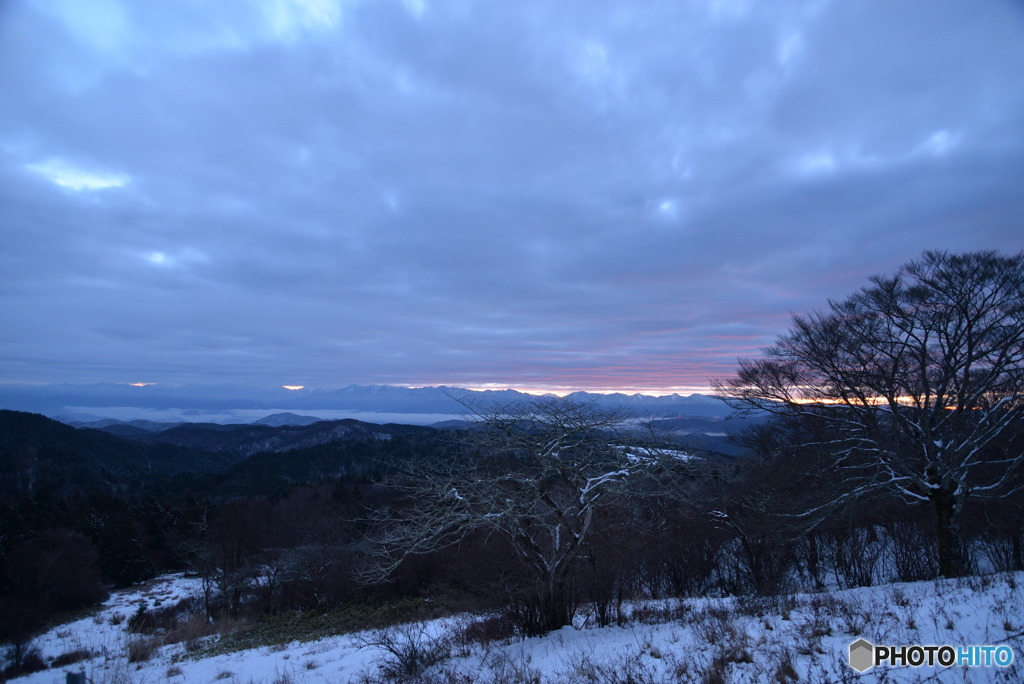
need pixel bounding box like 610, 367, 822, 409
6, 572, 1023, 683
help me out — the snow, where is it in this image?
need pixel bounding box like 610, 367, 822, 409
615, 445, 697, 462
6, 572, 1023, 683
24, 573, 203, 665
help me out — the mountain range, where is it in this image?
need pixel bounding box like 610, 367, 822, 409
0, 410, 240, 498
10, 406, 751, 501
0, 409, 447, 499
90, 416, 436, 457
0, 383, 736, 423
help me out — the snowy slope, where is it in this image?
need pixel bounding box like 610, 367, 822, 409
6, 572, 1023, 683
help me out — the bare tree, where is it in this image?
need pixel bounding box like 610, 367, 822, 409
363, 398, 688, 635
716, 250, 1024, 578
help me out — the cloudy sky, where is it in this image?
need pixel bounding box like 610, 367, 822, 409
2, 0, 1023, 394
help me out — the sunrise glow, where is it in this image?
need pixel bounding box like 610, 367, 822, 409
459, 384, 715, 397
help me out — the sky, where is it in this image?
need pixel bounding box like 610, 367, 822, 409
2, 0, 1023, 395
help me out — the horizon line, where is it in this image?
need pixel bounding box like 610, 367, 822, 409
1, 380, 718, 398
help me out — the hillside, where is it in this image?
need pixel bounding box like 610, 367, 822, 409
5, 571, 1022, 683
0, 410, 239, 499
92, 417, 438, 457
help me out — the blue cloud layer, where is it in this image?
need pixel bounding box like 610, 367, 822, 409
2, 0, 1023, 391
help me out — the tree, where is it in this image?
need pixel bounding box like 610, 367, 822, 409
1, 528, 106, 662
363, 398, 686, 635
716, 250, 1024, 578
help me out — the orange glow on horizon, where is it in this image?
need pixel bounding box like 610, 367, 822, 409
453, 383, 715, 397
787, 395, 956, 407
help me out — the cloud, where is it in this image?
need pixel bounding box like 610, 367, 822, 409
26, 158, 130, 191
2, 0, 1024, 391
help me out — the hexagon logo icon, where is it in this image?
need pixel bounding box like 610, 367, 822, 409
849, 638, 874, 672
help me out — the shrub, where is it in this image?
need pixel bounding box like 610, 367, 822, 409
482, 649, 542, 684
460, 614, 517, 645
128, 596, 204, 635
774, 649, 800, 683
52, 648, 95, 667
162, 613, 221, 646
887, 522, 940, 582
1, 647, 46, 679
558, 650, 661, 683
355, 622, 453, 682
630, 601, 687, 625
126, 636, 160, 663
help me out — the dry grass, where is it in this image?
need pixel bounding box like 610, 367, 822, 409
126, 636, 161, 663
51, 648, 96, 667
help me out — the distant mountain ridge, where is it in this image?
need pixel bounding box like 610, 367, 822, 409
0, 382, 733, 422
0, 410, 240, 498
0, 401, 752, 501
0, 410, 444, 500
253, 412, 322, 427
108, 418, 435, 457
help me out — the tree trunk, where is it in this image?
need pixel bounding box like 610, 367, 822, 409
805, 532, 823, 590
1013, 523, 1024, 572
539, 585, 571, 634
515, 583, 572, 637
931, 490, 964, 578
